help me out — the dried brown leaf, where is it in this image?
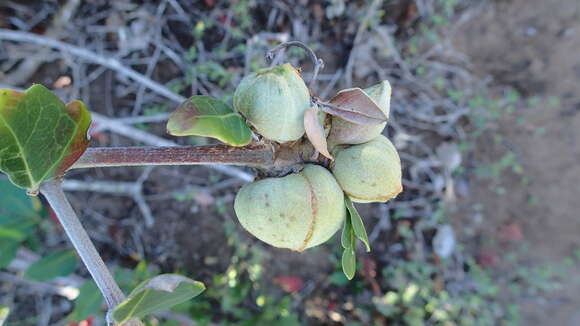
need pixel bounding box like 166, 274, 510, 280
304, 106, 333, 159
321, 88, 388, 125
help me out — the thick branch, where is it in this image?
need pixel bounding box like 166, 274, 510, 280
72, 144, 275, 170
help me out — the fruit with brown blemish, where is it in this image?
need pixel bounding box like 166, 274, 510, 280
331, 135, 402, 203
234, 164, 346, 251
233, 63, 311, 143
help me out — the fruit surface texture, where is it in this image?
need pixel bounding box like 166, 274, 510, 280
233, 63, 311, 143
234, 164, 346, 251
332, 135, 402, 203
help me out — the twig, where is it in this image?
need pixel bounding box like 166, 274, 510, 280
0, 29, 185, 103
1, 0, 80, 85
266, 41, 324, 89
39, 180, 127, 319
344, 0, 383, 87
63, 168, 156, 227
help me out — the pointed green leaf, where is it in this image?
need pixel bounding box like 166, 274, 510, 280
68, 281, 103, 322
0, 306, 9, 326
167, 96, 252, 146
0, 85, 92, 191
24, 249, 78, 282
345, 197, 371, 252
112, 274, 205, 324
341, 248, 356, 280
341, 216, 353, 249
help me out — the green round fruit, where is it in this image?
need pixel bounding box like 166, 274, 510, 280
233, 63, 311, 143
331, 135, 402, 203
328, 80, 391, 146
234, 164, 346, 251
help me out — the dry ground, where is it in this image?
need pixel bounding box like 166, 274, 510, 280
454, 0, 580, 324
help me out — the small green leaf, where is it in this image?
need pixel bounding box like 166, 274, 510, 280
0, 227, 25, 241
113, 274, 205, 324
68, 281, 103, 322
0, 85, 92, 191
0, 306, 9, 326
0, 240, 19, 269
167, 96, 252, 146
24, 249, 77, 281
341, 248, 356, 280
345, 197, 371, 252
341, 217, 353, 249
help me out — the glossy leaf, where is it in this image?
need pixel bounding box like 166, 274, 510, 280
68, 281, 103, 322
24, 249, 77, 282
0, 85, 92, 191
320, 88, 387, 125
341, 248, 356, 280
167, 96, 252, 146
303, 105, 332, 159
112, 274, 205, 324
345, 197, 371, 252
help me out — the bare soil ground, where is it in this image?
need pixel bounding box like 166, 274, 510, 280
454, 0, 580, 324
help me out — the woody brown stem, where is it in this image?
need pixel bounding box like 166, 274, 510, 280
71, 144, 275, 170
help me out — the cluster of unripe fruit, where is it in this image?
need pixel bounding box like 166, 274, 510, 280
233, 63, 402, 251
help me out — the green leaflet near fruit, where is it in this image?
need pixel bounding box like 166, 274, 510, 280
331, 135, 402, 203
327, 80, 391, 146
233, 63, 311, 143
234, 164, 346, 251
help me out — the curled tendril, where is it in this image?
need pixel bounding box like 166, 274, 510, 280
266, 41, 325, 89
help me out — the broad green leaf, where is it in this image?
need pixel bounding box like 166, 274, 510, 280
24, 249, 77, 281
68, 281, 103, 322
345, 197, 371, 252
113, 274, 205, 324
0, 306, 9, 326
0, 85, 92, 191
341, 248, 356, 280
167, 96, 252, 146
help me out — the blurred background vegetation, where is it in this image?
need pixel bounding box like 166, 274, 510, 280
1, 0, 579, 325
